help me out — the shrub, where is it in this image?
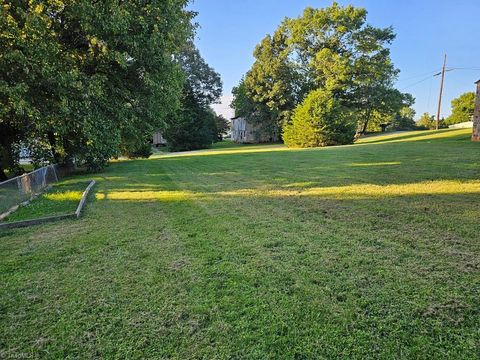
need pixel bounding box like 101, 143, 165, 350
124, 143, 153, 159
415, 112, 447, 130
283, 89, 356, 148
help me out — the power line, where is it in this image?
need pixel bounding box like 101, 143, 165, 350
397, 69, 441, 83
447, 66, 480, 71
398, 66, 480, 90
401, 74, 437, 90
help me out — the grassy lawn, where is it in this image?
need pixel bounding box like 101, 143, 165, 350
1, 128, 479, 358
2, 181, 88, 223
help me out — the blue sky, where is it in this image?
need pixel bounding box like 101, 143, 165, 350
190, 0, 480, 119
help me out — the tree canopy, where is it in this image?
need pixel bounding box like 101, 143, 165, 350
231, 2, 413, 147
446, 92, 475, 125
416, 112, 436, 130
0, 0, 194, 179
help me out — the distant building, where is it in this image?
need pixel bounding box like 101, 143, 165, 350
473, 80, 480, 141
153, 132, 167, 147
231, 117, 279, 143
449, 121, 473, 129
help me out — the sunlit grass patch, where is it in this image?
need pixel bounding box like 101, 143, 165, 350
150, 143, 288, 159
349, 161, 402, 167
2, 181, 87, 223
356, 128, 471, 144
92, 179, 480, 203
95, 189, 196, 202
215, 180, 480, 200
279, 180, 480, 199
44, 190, 83, 202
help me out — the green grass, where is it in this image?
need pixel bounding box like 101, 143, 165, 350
1, 128, 479, 359
2, 181, 88, 223
152, 138, 276, 155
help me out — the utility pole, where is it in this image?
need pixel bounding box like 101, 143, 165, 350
436, 54, 447, 130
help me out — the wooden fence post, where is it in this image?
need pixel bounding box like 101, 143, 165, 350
472, 80, 480, 141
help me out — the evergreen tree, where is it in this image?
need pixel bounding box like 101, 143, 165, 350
164, 42, 223, 151
283, 89, 356, 147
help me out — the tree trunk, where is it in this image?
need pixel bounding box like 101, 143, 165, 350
0, 166, 8, 182
361, 119, 369, 134
47, 131, 62, 163
356, 109, 372, 137
0, 137, 16, 181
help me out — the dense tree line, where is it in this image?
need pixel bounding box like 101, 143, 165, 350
232, 3, 414, 147
0, 1, 223, 180
446, 92, 475, 126
164, 42, 223, 151
414, 92, 475, 130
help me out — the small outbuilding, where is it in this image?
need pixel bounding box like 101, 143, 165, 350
153, 132, 167, 147
231, 117, 279, 143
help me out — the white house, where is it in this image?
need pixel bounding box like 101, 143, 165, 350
231, 117, 279, 143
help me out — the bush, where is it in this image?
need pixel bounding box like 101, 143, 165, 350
283, 89, 356, 148
415, 112, 447, 130
124, 142, 153, 159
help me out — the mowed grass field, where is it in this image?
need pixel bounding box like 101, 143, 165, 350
1, 129, 479, 359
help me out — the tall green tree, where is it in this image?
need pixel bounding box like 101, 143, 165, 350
390, 106, 417, 130
243, 28, 304, 135
164, 42, 223, 151
214, 114, 229, 140
231, 78, 256, 119
0, 0, 193, 178
233, 2, 412, 147
446, 92, 475, 125
0, 2, 66, 179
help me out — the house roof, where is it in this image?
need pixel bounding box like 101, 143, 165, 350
476, 79, 480, 84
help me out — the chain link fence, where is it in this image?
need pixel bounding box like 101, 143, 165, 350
0, 165, 59, 214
